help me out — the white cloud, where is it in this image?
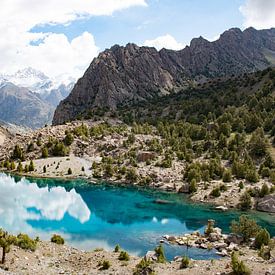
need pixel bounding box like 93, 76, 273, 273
143, 34, 184, 51
240, 0, 275, 29
0, 173, 91, 236
0, 0, 147, 80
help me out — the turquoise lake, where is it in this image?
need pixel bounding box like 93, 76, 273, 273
0, 173, 274, 261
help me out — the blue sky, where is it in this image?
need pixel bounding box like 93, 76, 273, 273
33, 0, 245, 50
1, 0, 274, 80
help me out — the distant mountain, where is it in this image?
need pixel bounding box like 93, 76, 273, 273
0, 83, 54, 128
53, 27, 275, 125
0, 68, 74, 128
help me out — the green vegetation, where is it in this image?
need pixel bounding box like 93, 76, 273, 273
99, 260, 111, 270
51, 234, 65, 245
154, 245, 166, 263
180, 256, 190, 269
254, 228, 270, 249
230, 215, 260, 242
118, 250, 130, 261
0, 229, 16, 264
16, 233, 37, 251
239, 191, 252, 210
114, 244, 120, 252
231, 251, 251, 275
133, 258, 155, 275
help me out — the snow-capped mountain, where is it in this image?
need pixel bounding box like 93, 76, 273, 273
0, 68, 75, 128
0, 67, 74, 106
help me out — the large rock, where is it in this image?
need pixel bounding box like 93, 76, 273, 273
226, 234, 244, 245
257, 195, 275, 213
137, 152, 157, 162
53, 28, 275, 125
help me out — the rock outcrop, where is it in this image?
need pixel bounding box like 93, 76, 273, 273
257, 195, 275, 213
53, 27, 275, 125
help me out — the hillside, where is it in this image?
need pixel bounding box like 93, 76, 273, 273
53, 27, 275, 125
0, 83, 54, 128
1, 69, 274, 212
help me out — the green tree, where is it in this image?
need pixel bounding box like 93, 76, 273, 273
231, 251, 251, 275
189, 179, 197, 193
230, 215, 260, 242
259, 183, 269, 198
64, 133, 74, 146
239, 191, 252, 210
0, 229, 16, 264
17, 162, 23, 173
41, 147, 49, 158
29, 160, 35, 172
222, 169, 232, 182
254, 228, 270, 249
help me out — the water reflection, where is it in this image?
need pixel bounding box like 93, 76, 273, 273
0, 173, 274, 260
0, 173, 90, 236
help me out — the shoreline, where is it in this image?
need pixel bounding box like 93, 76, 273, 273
0, 238, 274, 275
1, 169, 275, 218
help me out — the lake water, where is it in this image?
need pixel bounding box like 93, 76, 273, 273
0, 173, 274, 260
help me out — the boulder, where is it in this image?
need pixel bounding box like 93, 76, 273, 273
257, 195, 275, 213
227, 242, 239, 251
137, 152, 156, 162
208, 232, 221, 242
145, 251, 158, 262
226, 234, 244, 245
167, 236, 177, 242
178, 183, 189, 193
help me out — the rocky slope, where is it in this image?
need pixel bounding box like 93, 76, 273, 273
0, 83, 54, 128
53, 27, 275, 125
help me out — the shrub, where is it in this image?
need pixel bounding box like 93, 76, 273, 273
64, 133, 74, 146
259, 183, 269, 198
230, 215, 260, 242
210, 187, 221, 197
16, 233, 37, 251
51, 234, 65, 245
223, 169, 232, 182
100, 260, 111, 270
254, 228, 270, 249
154, 245, 166, 263
17, 162, 23, 173
41, 147, 49, 158
29, 160, 35, 172
114, 244, 120, 252
125, 168, 138, 182
118, 251, 130, 261
189, 179, 197, 193
239, 191, 252, 210
231, 251, 251, 275
133, 258, 154, 275
238, 182, 244, 189
245, 169, 259, 183
258, 245, 271, 260
12, 145, 25, 161
180, 256, 190, 269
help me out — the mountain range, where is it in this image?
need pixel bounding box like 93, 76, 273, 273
0, 68, 74, 128
53, 27, 275, 125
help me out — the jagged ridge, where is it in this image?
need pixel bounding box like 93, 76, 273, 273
53, 27, 275, 125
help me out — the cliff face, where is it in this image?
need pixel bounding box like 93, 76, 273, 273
53, 27, 275, 125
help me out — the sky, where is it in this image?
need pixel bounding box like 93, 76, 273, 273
0, 0, 275, 82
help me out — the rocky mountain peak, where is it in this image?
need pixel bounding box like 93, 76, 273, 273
53, 27, 275, 125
